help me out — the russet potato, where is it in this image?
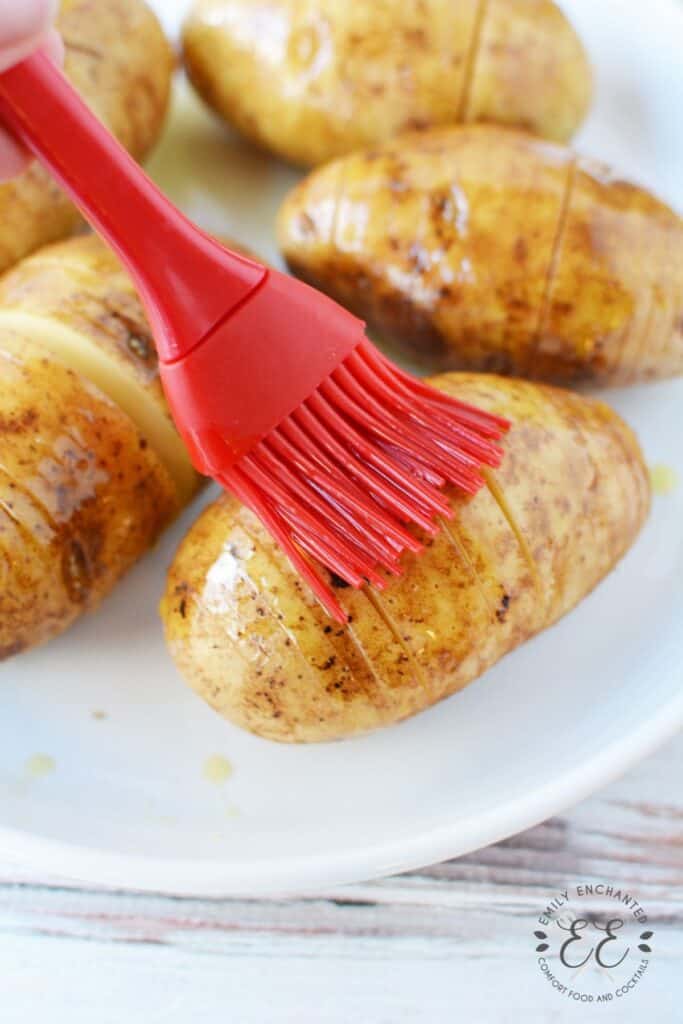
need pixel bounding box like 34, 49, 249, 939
182, 0, 591, 167
278, 125, 683, 385
0, 236, 203, 661
0, 0, 173, 272
162, 373, 650, 743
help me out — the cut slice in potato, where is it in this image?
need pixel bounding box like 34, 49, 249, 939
0, 311, 197, 505
0, 235, 207, 505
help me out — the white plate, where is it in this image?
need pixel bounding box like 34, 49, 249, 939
0, 0, 681, 897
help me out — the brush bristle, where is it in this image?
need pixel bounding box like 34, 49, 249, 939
220, 339, 509, 622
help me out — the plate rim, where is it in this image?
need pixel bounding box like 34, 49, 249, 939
1, 687, 681, 896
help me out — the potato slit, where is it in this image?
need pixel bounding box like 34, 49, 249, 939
363, 588, 430, 694
589, 400, 649, 534
343, 615, 391, 696
0, 312, 195, 504
647, 281, 676, 384
0, 497, 48, 556
330, 163, 348, 255
0, 466, 57, 553
625, 280, 657, 386
481, 468, 542, 593
63, 39, 105, 62
527, 158, 578, 377
236, 516, 341, 693
458, 0, 490, 123
438, 515, 496, 623
540, 389, 604, 613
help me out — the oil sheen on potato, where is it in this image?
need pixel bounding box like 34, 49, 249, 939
278, 126, 683, 386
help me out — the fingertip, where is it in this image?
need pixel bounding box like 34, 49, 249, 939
0, 0, 57, 44
0, 0, 60, 73
0, 132, 31, 183
42, 28, 64, 67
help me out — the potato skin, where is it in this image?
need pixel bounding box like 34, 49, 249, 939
0, 335, 177, 660
278, 126, 683, 385
182, 0, 591, 168
0, 0, 173, 272
162, 374, 650, 743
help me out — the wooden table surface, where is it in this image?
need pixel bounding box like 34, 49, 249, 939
1, 733, 680, 1023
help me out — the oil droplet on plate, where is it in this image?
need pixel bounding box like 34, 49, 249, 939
25, 754, 56, 779
649, 464, 678, 496
203, 755, 234, 784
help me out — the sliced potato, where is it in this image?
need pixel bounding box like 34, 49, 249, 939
0, 333, 177, 659
162, 373, 650, 743
464, 0, 592, 145
0, 236, 196, 503
278, 125, 683, 385
0, 235, 208, 660
182, 0, 591, 167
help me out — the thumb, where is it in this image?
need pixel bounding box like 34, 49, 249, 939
0, 0, 58, 73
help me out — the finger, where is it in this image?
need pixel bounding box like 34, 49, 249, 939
0, 30, 64, 183
0, 0, 59, 73
41, 27, 65, 68
0, 131, 32, 181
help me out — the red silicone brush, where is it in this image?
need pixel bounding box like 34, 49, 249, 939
0, 52, 509, 622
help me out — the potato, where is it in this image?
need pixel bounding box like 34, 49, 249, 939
0, 334, 177, 659
278, 125, 683, 385
182, 0, 591, 168
0, 0, 173, 273
0, 236, 197, 504
0, 236, 203, 661
162, 373, 650, 743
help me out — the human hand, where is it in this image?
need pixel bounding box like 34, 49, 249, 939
0, 0, 63, 181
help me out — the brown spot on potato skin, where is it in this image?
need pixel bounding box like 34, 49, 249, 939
496, 592, 511, 622
0, 408, 38, 434
514, 238, 528, 263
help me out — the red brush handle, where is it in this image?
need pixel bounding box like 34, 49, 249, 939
0, 52, 266, 362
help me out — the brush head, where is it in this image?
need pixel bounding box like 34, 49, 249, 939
160, 269, 509, 622
222, 340, 508, 620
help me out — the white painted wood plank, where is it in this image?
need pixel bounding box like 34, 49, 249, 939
1, 930, 680, 1024
0, 734, 679, 1024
